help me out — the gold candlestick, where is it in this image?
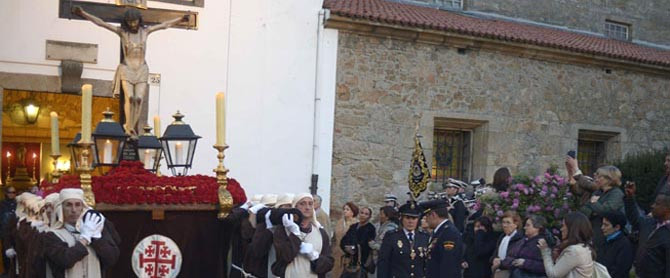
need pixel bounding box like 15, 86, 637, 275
50, 154, 61, 183
213, 144, 232, 219
77, 142, 96, 208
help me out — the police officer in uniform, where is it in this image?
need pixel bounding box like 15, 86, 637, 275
377, 201, 429, 278
443, 179, 468, 233
384, 193, 399, 210
420, 199, 464, 278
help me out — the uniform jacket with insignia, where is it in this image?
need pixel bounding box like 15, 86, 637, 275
448, 197, 467, 234
425, 219, 463, 278
377, 228, 429, 278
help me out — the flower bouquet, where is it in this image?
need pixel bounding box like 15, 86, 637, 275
477, 172, 580, 234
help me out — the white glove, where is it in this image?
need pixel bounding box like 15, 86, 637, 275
239, 202, 251, 211
5, 248, 16, 259
299, 242, 314, 254
282, 214, 300, 236
265, 210, 273, 229
308, 251, 319, 261
249, 204, 265, 214
79, 213, 101, 242
92, 213, 105, 239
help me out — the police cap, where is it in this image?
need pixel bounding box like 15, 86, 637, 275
419, 199, 449, 214
398, 201, 422, 217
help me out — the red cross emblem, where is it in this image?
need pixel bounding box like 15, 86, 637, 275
133, 235, 182, 278
139, 241, 176, 278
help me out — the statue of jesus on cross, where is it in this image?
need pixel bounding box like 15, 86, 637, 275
74, 6, 189, 137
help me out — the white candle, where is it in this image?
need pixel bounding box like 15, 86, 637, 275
50, 112, 60, 155
143, 149, 154, 169
215, 92, 226, 146
103, 139, 113, 164
81, 84, 93, 143
174, 142, 183, 165
153, 115, 161, 137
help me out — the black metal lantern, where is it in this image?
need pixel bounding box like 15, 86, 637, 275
68, 133, 83, 170
159, 111, 201, 176
92, 109, 128, 167
137, 126, 163, 172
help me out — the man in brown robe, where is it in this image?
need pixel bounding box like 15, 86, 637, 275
42, 189, 119, 278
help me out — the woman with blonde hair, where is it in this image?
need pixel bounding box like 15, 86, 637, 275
578, 165, 625, 250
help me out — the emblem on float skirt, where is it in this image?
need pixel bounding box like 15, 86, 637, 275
132, 234, 182, 278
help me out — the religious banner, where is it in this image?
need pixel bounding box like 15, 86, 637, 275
132, 234, 183, 278
408, 133, 430, 199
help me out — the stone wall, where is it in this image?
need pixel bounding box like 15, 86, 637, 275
329, 31, 670, 217
402, 0, 670, 46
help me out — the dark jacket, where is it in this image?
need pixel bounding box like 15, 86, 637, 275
449, 198, 468, 234
596, 231, 633, 278
44, 220, 120, 278
490, 230, 523, 268
0, 199, 16, 238
226, 207, 253, 278
426, 219, 464, 278
377, 228, 429, 278
341, 222, 376, 272
580, 187, 625, 249
463, 229, 498, 278
501, 235, 545, 275
625, 196, 670, 278
272, 225, 334, 278
653, 175, 670, 203
243, 222, 273, 278
570, 174, 598, 207
3, 215, 17, 278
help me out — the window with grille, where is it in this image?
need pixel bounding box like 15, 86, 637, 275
605, 21, 630, 41
432, 129, 471, 184
439, 0, 463, 9
577, 140, 605, 177
577, 130, 619, 176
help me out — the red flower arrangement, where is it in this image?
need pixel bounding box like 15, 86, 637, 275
41, 161, 247, 205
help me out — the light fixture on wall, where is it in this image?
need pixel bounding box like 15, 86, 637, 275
21, 99, 40, 124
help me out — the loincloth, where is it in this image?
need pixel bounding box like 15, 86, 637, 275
113, 63, 149, 97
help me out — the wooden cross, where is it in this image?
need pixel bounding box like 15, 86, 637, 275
59, 0, 198, 139
59, 0, 198, 29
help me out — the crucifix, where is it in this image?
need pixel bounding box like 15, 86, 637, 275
64, 0, 197, 138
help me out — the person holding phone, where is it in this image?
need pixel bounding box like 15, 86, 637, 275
537, 212, 595, 278
565, 151, 599, 207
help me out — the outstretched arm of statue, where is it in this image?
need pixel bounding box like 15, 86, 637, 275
147, 14, 190, 34
73, 6, 121, 34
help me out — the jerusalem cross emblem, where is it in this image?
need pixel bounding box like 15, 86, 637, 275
132, 234, 182, 278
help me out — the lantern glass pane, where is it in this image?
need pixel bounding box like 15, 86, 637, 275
94, 138, 122, 165
167, 140, 190, 166
139, 148, 156, 170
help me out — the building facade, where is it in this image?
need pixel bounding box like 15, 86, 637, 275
324, 0, 670, 218
0, 0, 338, 210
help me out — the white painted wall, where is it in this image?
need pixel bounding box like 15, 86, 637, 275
0, 0, 337, 212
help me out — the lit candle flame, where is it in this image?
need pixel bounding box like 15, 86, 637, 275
6, 152, 10, 158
